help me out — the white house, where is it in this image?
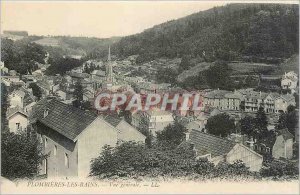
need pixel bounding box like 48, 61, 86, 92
145, 108, 174, 135
9, 90, 25, 108
274, 94, 296, 113
7, 107, 28, 133
272, 128, 294, 159
281, 71, 298, 93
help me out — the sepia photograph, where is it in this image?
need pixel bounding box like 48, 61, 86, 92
0, 0, 299, 194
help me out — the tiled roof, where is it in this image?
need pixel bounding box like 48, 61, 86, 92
204, 90, 230, 99
7, 106, 28, 119
11, 90, 25, 98
279, 94, 295, 102
188, 129, 236, 157
32, 99, 97, 141
278, 128, 294, 141
91, 70, 106, 77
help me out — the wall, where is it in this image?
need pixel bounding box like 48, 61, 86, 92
36, 122, 78, 178
116, 120, 145, 143
8, 113, 28, 133
226, 144, 263, 172
77, 118, 118, 177
9, 94, 23, 108
272, 136, 293, 159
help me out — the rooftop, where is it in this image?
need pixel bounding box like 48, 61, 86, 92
32, 99, 97, 141
187, 129, 236, 157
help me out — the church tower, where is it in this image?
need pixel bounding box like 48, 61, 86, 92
106, 46, 114, 83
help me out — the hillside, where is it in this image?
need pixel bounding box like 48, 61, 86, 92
32, 36, 120, 58
111, 3, 298, 64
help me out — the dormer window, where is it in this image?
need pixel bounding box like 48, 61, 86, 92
44, 108, 49, 118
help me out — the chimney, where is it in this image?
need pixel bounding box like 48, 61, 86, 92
249, 137, 254, 150
185, 132, 190, 141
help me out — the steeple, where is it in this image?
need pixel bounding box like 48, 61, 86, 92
106, 46, 113, 84
108, 45, 111, 61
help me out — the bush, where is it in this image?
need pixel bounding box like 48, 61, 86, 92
260, 159, 299, 178
90, 142, 258, 180
1, 131, 45, 180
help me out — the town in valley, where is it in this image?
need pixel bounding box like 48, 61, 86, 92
0, 3, 299, 184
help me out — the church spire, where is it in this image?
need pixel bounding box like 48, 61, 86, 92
108, 45, 111, 61
106, 46, 113, 83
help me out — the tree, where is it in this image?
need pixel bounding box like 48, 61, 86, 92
90, 141, 256, 179
240, 115, 256, 137
1, 131, 45, 180
204, 61, 233, 90
73, 81, 83, 108
29, 83, 42, 100
156, 120, 187, 148
206, 113, 235, 137
260, 159, 299, 178
156, 67, 178, 85
90, 142, 199, 179
1, 38, 46, 74
138, 116, 152, 147
276, 105, 298, 135
178, 55, 191, 72
255, 107, 268, 139
1, 83, 9, 132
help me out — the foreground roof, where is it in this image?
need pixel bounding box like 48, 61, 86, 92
188, 129, 236, 157
32, 99, 97, 140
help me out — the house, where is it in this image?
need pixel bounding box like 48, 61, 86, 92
236, 89, 268, 112
181, 129, 263, 172
144, 109, 174, 135
9, 70, 17, 76
31, 99, 145, 178
6, 106, 28, 133
1, 61, 8, 75
32, 69, 43, 77
24, 102, 36, 115
9, 90, 25, 108
274, 94, 296, 113
55, 90, 67, 101
281, 71, 298, 92
264, 93, 280, 113
83, 87, 94, 101
184, 120, 206, 132
272, 128, 294, 159
91, 70, 106, 79
36, 80, 53, 96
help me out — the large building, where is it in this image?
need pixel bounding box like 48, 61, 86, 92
203, 88, 296, 114
203, 90, 241, 111
31, 99, 145, 178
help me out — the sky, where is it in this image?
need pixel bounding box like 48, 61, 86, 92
1, 1, 298, 38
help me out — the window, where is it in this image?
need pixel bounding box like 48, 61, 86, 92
65, 153, 69, 168
16, 123, 20, 130
54, 145, 57, 156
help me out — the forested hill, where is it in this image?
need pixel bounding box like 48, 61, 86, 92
112, 3, 299, 63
